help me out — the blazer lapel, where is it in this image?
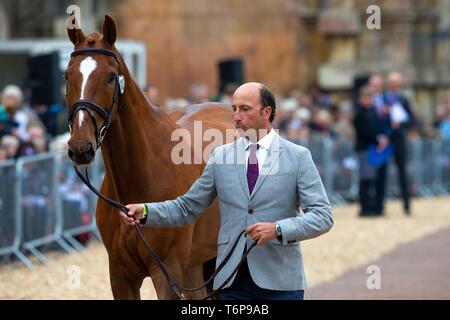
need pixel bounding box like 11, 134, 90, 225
249, 135, 283, 199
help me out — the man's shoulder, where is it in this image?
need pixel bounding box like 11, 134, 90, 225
279, 136, 310, 156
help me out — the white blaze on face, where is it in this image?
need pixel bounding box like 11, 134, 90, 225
78, 110, 85, 128
78, 56, 97, 127
79, 56, 97, 99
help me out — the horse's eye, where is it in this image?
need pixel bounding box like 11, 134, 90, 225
108, 73, 116, 83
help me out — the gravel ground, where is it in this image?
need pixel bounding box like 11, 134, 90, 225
1, 196, 449, 300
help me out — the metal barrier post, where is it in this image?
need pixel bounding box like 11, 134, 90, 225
410, 139, 425, 196
432, 139, 446, 194
324, 137, 347, 205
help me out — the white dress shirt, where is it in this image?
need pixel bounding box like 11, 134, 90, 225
243, 128, 276, 173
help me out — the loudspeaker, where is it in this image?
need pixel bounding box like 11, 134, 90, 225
218, 58, 244, 94
28, 51, 62, 106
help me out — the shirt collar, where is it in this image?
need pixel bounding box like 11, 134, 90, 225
244, 128, 276, 151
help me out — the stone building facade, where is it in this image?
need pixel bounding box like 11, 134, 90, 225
0, 0, 449, 124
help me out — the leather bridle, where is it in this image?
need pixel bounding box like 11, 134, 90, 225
67, 48, 124, 149
68, 48, 256, 300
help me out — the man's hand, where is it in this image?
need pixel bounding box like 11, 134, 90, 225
245, 222, 277, 246
120, 203, 144, 226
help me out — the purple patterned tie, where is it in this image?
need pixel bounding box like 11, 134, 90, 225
247, 143, 259, 194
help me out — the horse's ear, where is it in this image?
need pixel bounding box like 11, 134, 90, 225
102, 15, 117, 45
67, 28, 85, 46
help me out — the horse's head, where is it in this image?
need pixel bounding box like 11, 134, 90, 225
65, 15, 124, 165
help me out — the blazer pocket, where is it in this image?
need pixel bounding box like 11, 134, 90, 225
270, 238, 298, 246
217, 233, 230, 245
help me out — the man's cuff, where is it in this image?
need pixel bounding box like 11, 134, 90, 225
278, 218, 302, 245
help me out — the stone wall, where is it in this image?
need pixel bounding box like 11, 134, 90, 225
111, 0, 302, 102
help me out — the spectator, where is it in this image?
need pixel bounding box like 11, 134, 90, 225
368, 74, 391, 216
353, 86, 379, 216
0, 135, 20, 159
217, 82, 239, 105
28, 126, 48, 153
310, 109, 334, 137
298, 91, 314, 112
439, 110, 450, 141
187, 83, 210, 104
0, 105, 14, 139
434, 97, 450, 130
287, 107, 311, 140
277, 97, 299, 135
15, 140, 38, 158
0, 146, 6, 161
333, 101, 355, 141
145, 85, 159, 106
385, 71, 415, 215
1, 85, 46, 142
164, 97, 189, 110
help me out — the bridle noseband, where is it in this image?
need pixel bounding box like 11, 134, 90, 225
67, 48, 125, 149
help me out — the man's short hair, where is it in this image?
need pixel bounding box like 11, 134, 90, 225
259, 85, 276, 122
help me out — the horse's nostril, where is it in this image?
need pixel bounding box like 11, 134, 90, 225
84, 143, 96, 162
68, 147, 75, 159
83, 143, 94, 153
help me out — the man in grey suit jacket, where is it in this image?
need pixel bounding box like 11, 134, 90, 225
122, 82, 333, 300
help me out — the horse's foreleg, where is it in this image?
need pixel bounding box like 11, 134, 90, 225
181, 264, 209, 300
150, 258, 185, 300
109, 259, 143, 300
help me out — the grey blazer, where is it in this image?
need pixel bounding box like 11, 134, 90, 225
145, 133, 333, 290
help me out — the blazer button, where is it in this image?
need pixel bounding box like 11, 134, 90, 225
248, 209, 254, 214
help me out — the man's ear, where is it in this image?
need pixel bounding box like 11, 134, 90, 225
102, 15, 117, 46
67, 28, 85, 46
265, 106, 273, 120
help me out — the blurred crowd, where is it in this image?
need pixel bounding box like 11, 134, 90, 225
147, 79, 449, 146
0, 85, 49, 161
1, 70, 449, 163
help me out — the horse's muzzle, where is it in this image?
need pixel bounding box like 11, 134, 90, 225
68, 142, 96, 165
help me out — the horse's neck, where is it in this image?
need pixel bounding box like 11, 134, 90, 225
100, 75, 179, 202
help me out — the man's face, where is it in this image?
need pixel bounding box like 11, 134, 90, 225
359, 94, 372, 108
388, 78, 401, 91
369, 76, 384, 93
2, 95, 19, 111
232, 86, 269, 134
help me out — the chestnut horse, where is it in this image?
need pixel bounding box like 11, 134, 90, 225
65, 15, 234, 299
